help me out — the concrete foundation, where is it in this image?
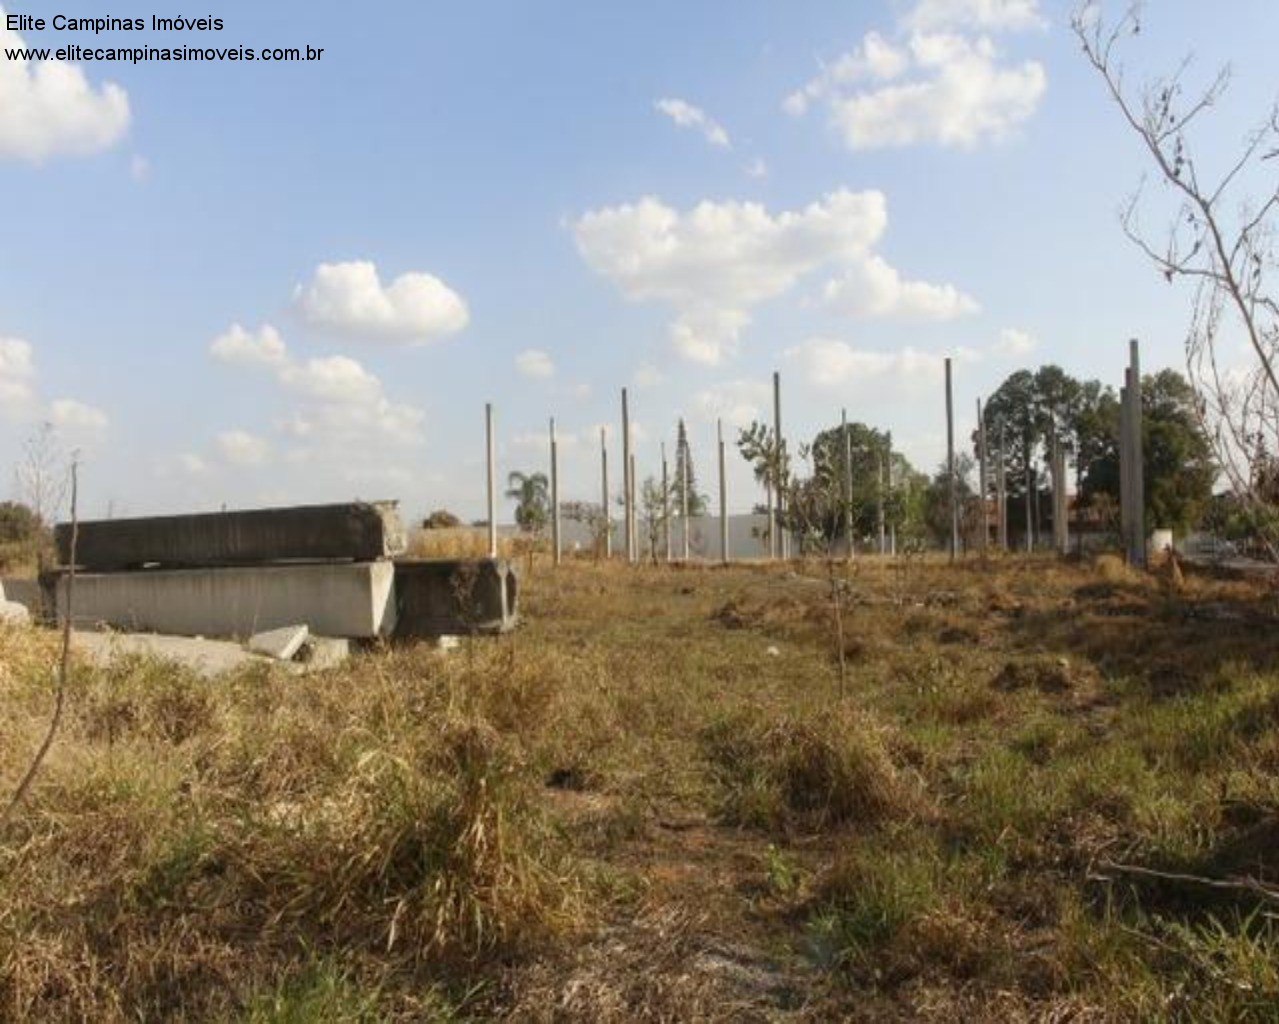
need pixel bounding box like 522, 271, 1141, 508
50, 562, 396, 638
392, 558, 518, 637
56, 501, 406, 571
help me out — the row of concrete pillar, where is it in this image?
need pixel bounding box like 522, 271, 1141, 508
485, 342, 1144, 565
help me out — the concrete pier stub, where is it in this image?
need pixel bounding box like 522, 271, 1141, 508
56, 501, 406, 571
392, 558, 518, 637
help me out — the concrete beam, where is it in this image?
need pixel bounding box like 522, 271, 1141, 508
48, 561, 397, 638
56, 501, 406, 571
392, 558, 518, 637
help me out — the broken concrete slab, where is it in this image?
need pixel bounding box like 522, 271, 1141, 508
56, 501, 406, 571
72, 630, 351, 679
1, 600, 31, 626
248, 624, 309, 661
50, 562, 396, 639
73, 631, 264, 678
392, 558, 518, 638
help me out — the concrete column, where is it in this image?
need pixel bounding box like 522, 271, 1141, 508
1120, 382, 1132, 561
1059, 444, 1070, 554
887, 430, 896, 556
997, 423, 1008, 549
629, 452, 637, 562
550, 417, 561, 566
485, 402, 497, 558
773, 371, 786, 559
877, 452, 886, 555
621, 388, 633, 564
1129, 339, 1145, 567
680, 430, 690, 560
945, 358, 957, 562
977, 398, 989, 555
842, 409, 854, 561
661, 442, 671, 562
601, 428, 611, 559
718, 419, 729, 564
765, 481, 774, 559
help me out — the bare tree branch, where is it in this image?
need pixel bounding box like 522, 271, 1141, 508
2, 458, 78, 827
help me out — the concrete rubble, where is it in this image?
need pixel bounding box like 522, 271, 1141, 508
42, 501, 519, 644
248, 624, 309, 661
72, 630, 350, 680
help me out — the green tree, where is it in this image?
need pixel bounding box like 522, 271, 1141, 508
671, 419, 707, 517
505, 470, 550, 533
638, 476, 672, 563
809, 420, 892, 540
924, 453, 981, 550
421, 509, 461, 529
0, 501, 40, 544
983, 369, 1041, 547
1082, 370, 1216, 533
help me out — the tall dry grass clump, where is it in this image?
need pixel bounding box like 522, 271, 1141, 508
0, 637, 585, 1020
700, 704, 915, 832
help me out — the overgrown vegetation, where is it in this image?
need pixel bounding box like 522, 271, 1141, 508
3, 555, 1278, 1019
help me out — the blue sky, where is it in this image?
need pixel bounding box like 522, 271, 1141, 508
2, 0, 1276, 522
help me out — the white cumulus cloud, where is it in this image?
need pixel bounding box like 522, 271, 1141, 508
0, 337, 36, 407
210, 323, 288, 367
49, 398, 109, 433
209, 324, 425, 447
786, 338, 951, 390
0, 8, 131, 162
295, 260, 469, 344
573, 189, 975, 363
692, 380, 772, 429
991, 327, 1037, 357
904, 0, 1046, 34
218, 430, 270, 467
655, 97, 731, 148
785, 0, 1046, 152
823, 255, 979, 320
515, 349, 555, 379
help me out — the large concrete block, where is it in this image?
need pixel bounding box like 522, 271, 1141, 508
0, 577, 44, 615
392, 558, 518, 637
50, 562, 396, 638
56, 501, 406, 571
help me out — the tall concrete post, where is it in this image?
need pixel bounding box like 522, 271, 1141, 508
601, 427, 611, 559
877, 452, 886, 554
661, 442, 671, 562
842, 409, 854, 560
887, 430, 896, 555
945, 358, 958, 562
718, 418, 729, 564
773, 371, 786, 559
977, 398, 989, 555
680, 429, 690, 560
485, 402, 497, 558
1058, 443, 1070, 554
1120, 383, 1132, 556
992, 424, 1002, 552
550, 417, 561, 566
765, 482, 774, 559
621, 388, 633, 564
629, 453, 637, 561
1128, 338, 1145, 567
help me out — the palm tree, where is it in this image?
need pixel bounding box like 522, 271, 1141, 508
505, 470, 550, 533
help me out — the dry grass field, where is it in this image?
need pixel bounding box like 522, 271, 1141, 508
2, 553, 1279, 1021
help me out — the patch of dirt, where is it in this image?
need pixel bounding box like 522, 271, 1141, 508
500, 814, 840, 1021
